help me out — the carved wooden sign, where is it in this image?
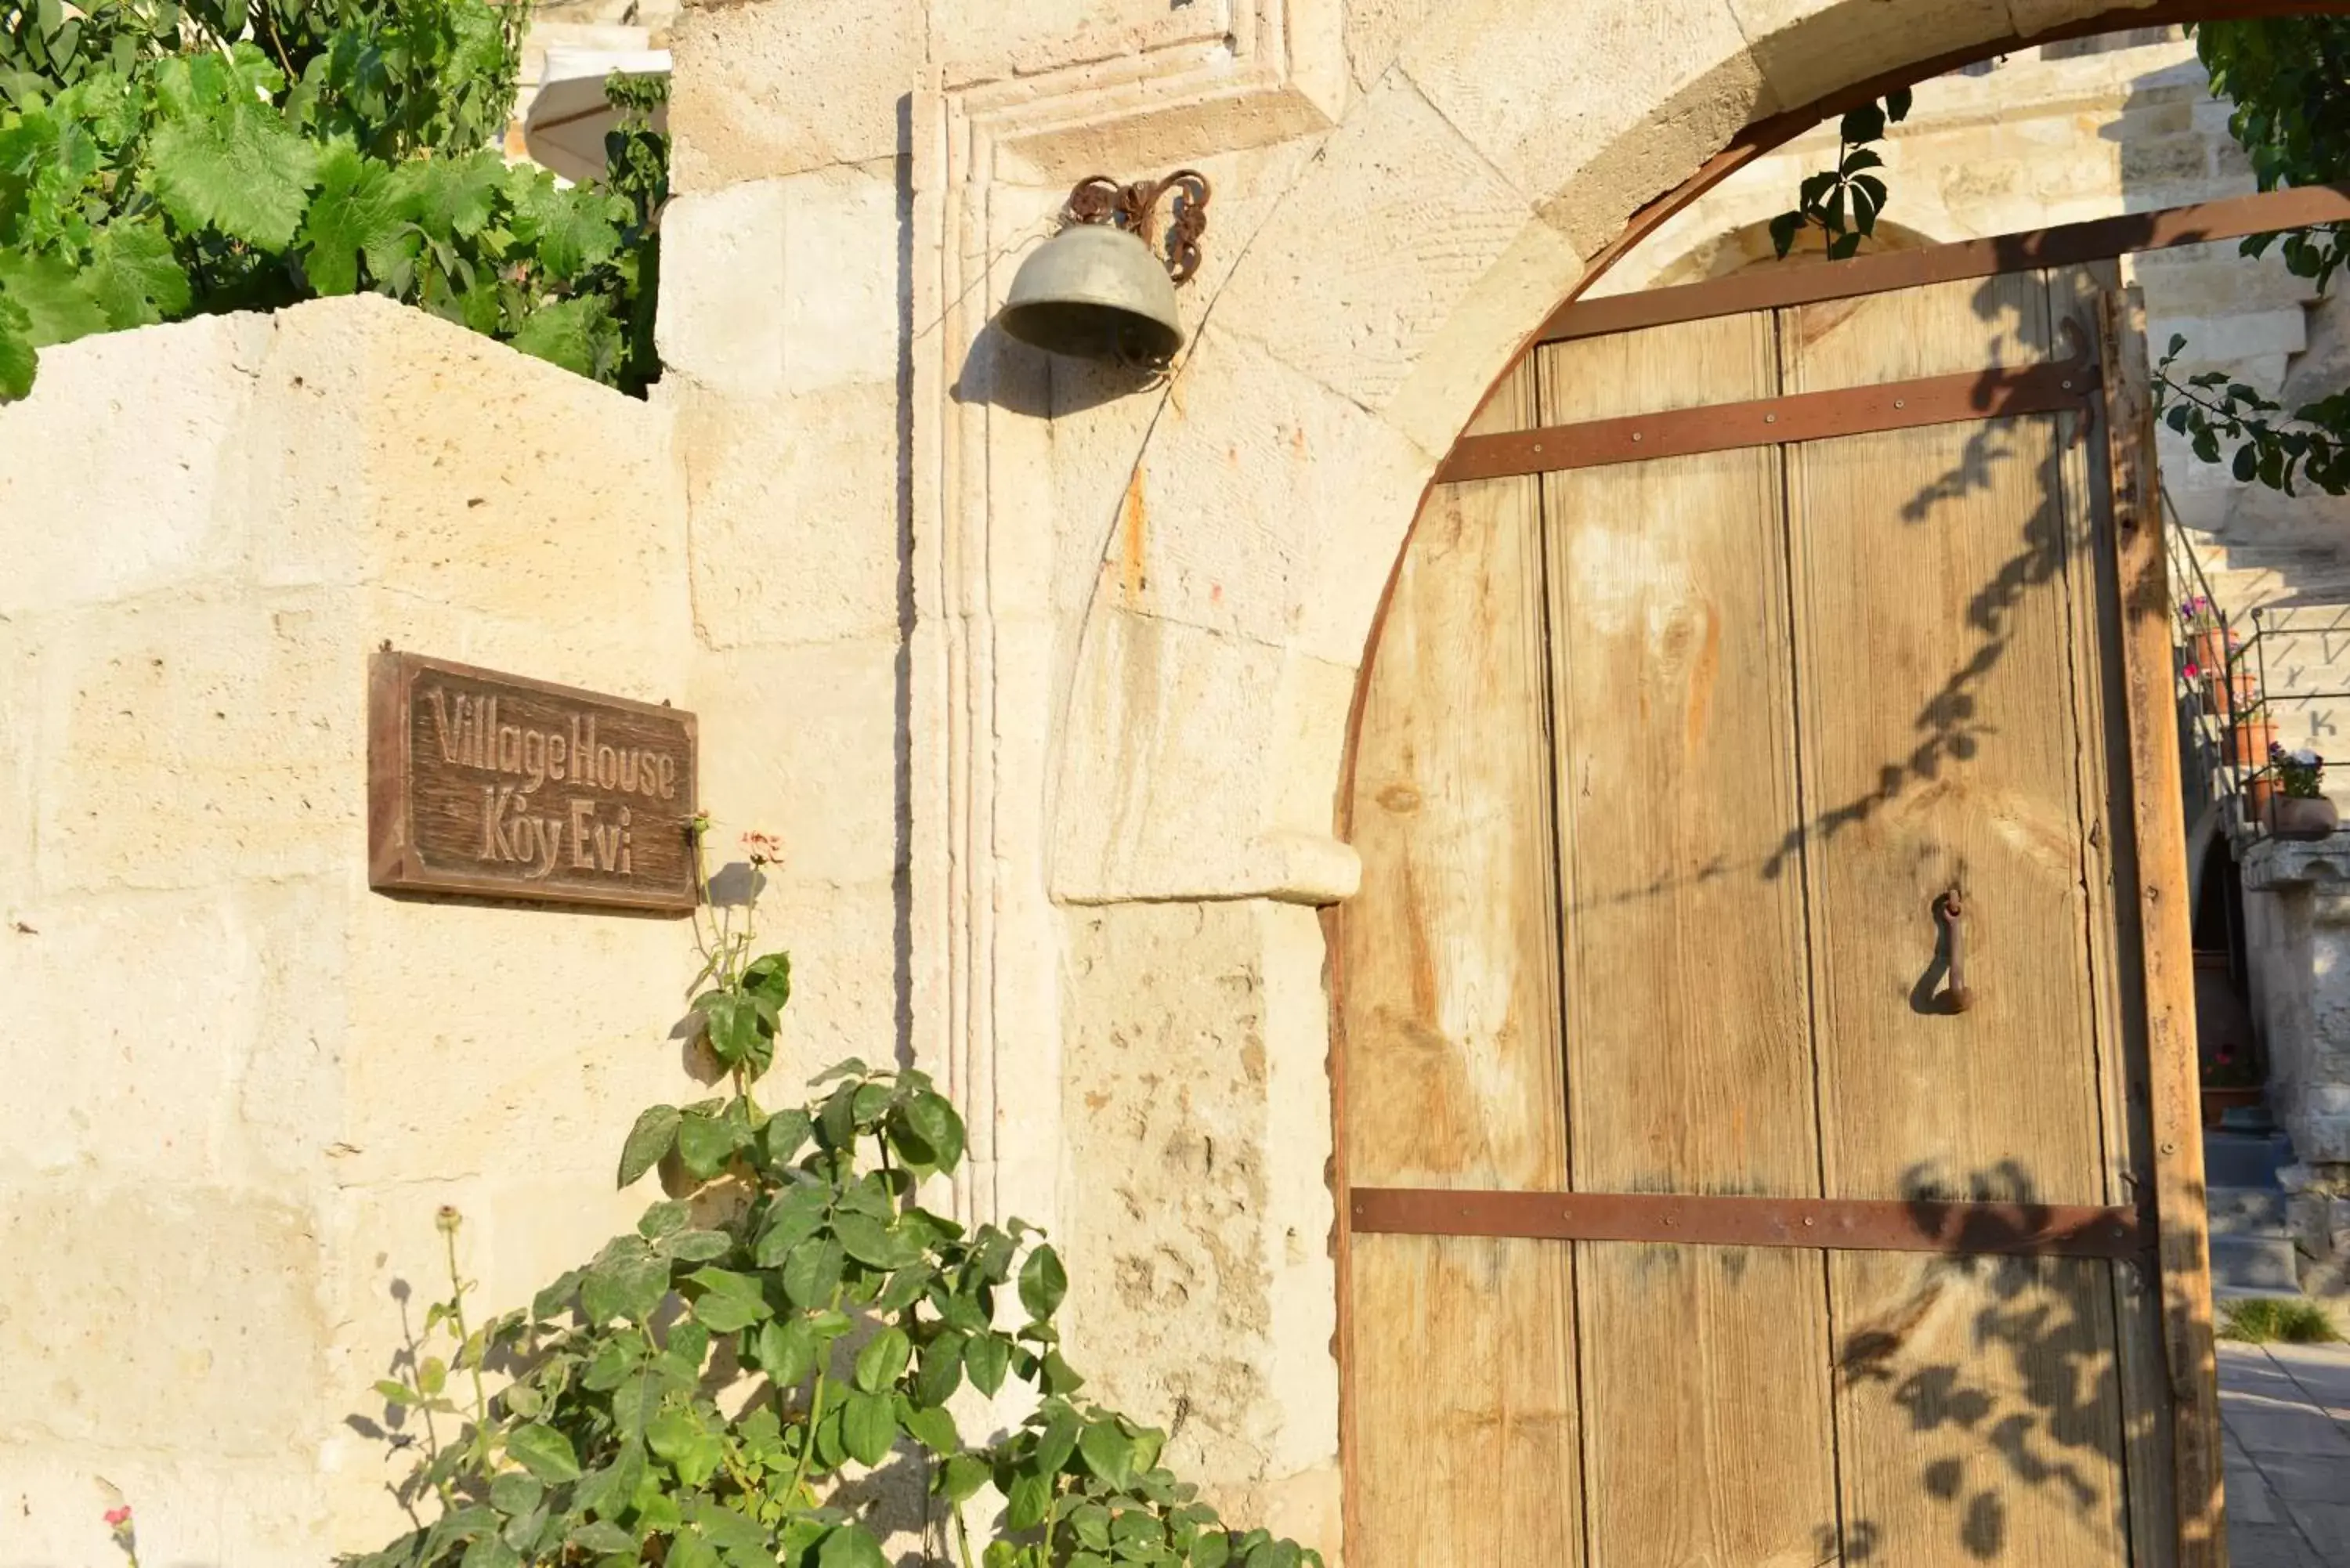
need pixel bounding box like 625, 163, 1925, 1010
370, 651, 699, 913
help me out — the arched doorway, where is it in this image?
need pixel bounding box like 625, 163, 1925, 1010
1334, 250, 2192, 1568
1036, 2, 2337, 1555
1310, 109, 2326, 1553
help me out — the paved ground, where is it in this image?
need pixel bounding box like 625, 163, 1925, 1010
2222, 1340, 2350, 1566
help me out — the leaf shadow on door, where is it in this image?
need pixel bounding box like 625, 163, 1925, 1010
1813, 1162, 2134, 1565
1758, 322, 2091, 884
1556, 276, 2102, 917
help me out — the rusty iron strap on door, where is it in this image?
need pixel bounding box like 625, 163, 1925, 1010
1349, 1187, 2148, 1263
1547, 182, 2350, 346
1437, 355, 2100, 486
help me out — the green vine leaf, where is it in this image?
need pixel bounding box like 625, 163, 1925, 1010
662, 1228, 733, 1263
833, 1209, 918, 1270
0, 250, 105, 345
617, 1104, 681, 1187
913, 1330, 965, 1407
486, 1473, 542, 1517
502, 1423, 580, 1484
763, 1107, 815, 1165
901, 1397, 958, 1454
82, 220, 190, 327
566, 1520, 635, 1553
0, 0, 663, 402
1005, 1470, 1054, 1532
965, 1329, 1011, 1397
852, 1325, 911, 1393
146, 102, 321, 251
405, 150, 504, 240
781, 1235, 845, 1308
580, 1240, 669, 1324
298, 142, 406, 296
0, 297, 34, 400
1078, 1420, 1134, 1490
508, 293, 617, 381
840, 1389, 897, 1466
816, 1524, 889, 1568
684, 1266, 771, 1332
457, 1534, 520, 1568
939, 1452, 991, 1503
1020, 1244, 1068, 1321
1034, 1404, 1082, 1475
895, 1089, 966, 1170
637, 1199, 690, 1241
510, 172, 622, 281
675, 1108, 739, 1179
750, 1316, 819, 1386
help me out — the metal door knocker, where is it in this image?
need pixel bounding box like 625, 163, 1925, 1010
1939, 891, 1974, 1014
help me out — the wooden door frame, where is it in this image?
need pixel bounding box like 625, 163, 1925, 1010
1325, 189, 2288, 1566
2102, 283, 2228, 1563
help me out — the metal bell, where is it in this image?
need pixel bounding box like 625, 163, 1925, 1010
997, 222, 1185, 367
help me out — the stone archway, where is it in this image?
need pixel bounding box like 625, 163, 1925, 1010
1049, 0, 2316, 908
1029, 0, 2312, 1553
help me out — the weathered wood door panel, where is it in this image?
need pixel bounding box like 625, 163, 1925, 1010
1785, 274, 2132, 1568
1343, 363, 1585, 1563
1339, 273, 2213, 1567
1535, 316, 1840, 1568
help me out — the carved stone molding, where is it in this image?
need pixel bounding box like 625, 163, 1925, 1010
943, 0, 1347, 186
908, 2, 1345, 1228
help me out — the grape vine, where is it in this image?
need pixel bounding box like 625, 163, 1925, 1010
0, 0, 667, 400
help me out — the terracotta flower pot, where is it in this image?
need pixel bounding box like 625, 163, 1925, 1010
2201, 1087, 2265, 1129
2229, 717, 2277, 768
2247, 775, 2278, 822
2192, 628, 2232, 676
2205, 670, 2259, 717
2270, 795, 2340, 840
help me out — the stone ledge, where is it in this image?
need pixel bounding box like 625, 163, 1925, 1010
1056, 831, 1364, 909
2242, 833, 2350, 893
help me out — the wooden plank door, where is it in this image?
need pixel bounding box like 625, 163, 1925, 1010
1337, 272, 2215, 1567
1341, 358, 1584, 1563
1535, 311, 1838, 1568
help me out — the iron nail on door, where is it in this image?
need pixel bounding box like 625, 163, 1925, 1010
1940, 891, 1974, 1013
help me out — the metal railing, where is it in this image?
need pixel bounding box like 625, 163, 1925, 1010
2165, 490, 2254, 836
2164, 485, 2350, 844
2247, 602, 2350, 803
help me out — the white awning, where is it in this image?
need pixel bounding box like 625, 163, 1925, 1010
523, 46, 671, 186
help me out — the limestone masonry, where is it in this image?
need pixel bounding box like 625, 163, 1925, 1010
6, 3, 2344, 1563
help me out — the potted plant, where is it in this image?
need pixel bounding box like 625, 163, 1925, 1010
2247, 766, 2278, 824
2269, 742, 2339, 839
2200, 1043, 2263, 1128
2228, 699, 2277, 768
2181, 594, 2233, 680
2202, 665, 2260, 717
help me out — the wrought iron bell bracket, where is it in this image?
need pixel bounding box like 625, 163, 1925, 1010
1061, 171, 1212, 286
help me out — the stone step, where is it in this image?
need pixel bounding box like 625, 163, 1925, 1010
2212, 1233, 2304, 1294
2208, 1185, 2291, 1237
2221, 1104, 2278, 1134
2206, 1132, 2292, 1188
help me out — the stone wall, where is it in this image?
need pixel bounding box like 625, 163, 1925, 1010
1598, 31, 2350, 608
647, 1, 2288, 1556
13, 2, 2326, 1563
2240, 841, 2350, 1297
2242, 841, 2350, 1169
0, 297, 708, 1563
